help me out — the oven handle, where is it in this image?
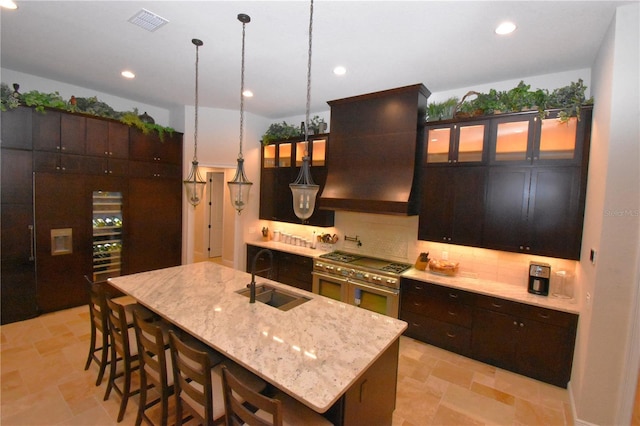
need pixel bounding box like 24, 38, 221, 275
346, 279, 399, 296
312, 271, 348, 284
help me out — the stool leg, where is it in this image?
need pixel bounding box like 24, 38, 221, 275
96, 331, 110, 386
84, 322, 97, 371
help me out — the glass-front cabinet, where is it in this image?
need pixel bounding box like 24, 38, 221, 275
490, 111, 582, 164
259, 134, 334, 226
425, 121, 488, 164
92, 191, 123, 283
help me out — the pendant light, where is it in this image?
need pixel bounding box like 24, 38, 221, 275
184, 38, 206, 207
289, 0, 319, 223
227, 13, 252, 215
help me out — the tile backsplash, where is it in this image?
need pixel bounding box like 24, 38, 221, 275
261, 211, 578, 291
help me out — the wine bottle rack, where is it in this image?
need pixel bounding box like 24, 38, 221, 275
92, 191, 122, 283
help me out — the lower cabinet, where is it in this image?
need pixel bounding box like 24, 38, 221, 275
246, 245, 313, 292
400, 279, 475, 356
472, 294, 578, 388
400, 278, 578, 388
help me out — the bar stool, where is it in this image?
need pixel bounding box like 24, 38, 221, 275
105, 298, 142, 422
220, 365, 333, 426
133, 310, 175, 426
84, 280, 111, 386
83, 275, 154, 387
168, 331, 267, 425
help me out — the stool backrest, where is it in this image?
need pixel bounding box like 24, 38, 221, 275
221, 365, 282, 426
133, 310, 169, 388
106, 298, 133, 359
168, 331, 214, 425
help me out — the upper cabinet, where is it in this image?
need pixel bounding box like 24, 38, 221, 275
490, 110, 585, 165
425, 120, 488, 165
420, 106, 592, 260
259, 134, 334, 226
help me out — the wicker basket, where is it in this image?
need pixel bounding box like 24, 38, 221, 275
428, 259, 460, 276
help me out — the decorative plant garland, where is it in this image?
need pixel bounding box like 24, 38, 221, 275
1, 82, 175, 140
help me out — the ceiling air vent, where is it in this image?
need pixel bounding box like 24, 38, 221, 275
128, 8, 169, 32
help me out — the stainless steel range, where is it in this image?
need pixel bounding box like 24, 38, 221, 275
312, 251, 412, 318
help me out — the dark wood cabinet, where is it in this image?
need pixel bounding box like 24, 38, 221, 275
129, 128, 181, 164
418, 166, 487, 246
484, 166, 583, 259
419, 107, 591, 260
400, 278, 579, 388
1, 106, 183, 321
246, 244, 313, 292
472, 294, 578, 387
400, 278, 475, 356
278, 251, 314, 292
259, 134, 334, 226
1, 106, 32, 149
85, 118, 129, 159
127, 178, 182, 274
34, 173, 91, 312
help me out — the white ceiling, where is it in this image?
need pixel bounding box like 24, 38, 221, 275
0, 1, 627, 119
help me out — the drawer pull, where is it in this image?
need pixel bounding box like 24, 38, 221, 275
412, 302, 422, 307
446, 332, 457, 338
491, 302, 503, 308
448, 293, 459, 299
414, 285, 423, 290
411, 323, 421, 328
447, 311, 457, 316
538, 313, 551, 319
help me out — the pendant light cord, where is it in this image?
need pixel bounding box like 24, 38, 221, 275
239, 17, 247, 160
304, 0, 314, 153
193, 39, 201, 163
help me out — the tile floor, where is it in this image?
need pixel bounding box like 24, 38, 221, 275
1, 301, 574, 425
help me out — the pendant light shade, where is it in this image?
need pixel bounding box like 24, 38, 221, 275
290, 155, 319, 221
184, 38, 206, 207
290, 0, 318, 222
227, 13, 252, 214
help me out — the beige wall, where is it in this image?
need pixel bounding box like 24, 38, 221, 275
572, 3, 640, 424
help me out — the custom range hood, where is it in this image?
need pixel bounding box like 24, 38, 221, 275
319, 84, 430, 215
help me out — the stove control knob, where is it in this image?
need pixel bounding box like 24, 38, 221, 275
373, 276, 381, 282
363, 273, 370, 280
387, 278, 396, 285
326, 265, 334, 271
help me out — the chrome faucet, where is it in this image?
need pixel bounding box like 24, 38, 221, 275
249, 248, 274, 303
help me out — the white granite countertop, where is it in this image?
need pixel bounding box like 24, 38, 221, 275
403, 269, 580, 315
108, 262, 407, 413
247, 240, 580, 315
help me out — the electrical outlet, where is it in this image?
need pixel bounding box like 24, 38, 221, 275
442, 251, 449, 260
586, 292, 592, 305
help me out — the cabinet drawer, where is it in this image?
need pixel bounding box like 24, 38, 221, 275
401, 292, 473, 327
519, 304, 578, 328
424, 282, 476, 306
401, 311, 471, 355
475, 294, 523, 316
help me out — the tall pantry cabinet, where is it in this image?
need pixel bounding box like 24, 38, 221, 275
0, 106, 183, 323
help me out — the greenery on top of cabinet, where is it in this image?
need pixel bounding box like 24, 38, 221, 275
426, 79, 593, 123
261, 115, 327, 145
1, 82, 175, 140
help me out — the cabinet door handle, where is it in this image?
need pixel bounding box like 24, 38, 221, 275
491, 302, 502, 308
538, 313, 551, 319
520, 322, 525, 327
513, 321, 518, 326
446, 332, 457, 338
412, 302, 423, 307
28, 225, 35, 261
447, 310, 457, 316
414, 285, 423, 290
411, 322, 421, 328
448, 293, 458, 299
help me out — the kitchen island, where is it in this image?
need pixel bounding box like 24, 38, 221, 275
108, 261, 407, 425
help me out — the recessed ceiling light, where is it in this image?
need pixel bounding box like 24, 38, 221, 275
0, 0, 18, 10
128, 8, 169, 32
495, 21, 517, 35
333, 66, 347, 76
121, 70, 135, 79
242, 90, 253, 98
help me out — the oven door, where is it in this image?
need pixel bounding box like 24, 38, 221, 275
348, 280, 399, 318
312, 271, 349, 303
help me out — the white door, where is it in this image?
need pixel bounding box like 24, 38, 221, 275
207, 172, 224, 258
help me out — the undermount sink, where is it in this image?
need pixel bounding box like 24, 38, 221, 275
236, 284, 310, 311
